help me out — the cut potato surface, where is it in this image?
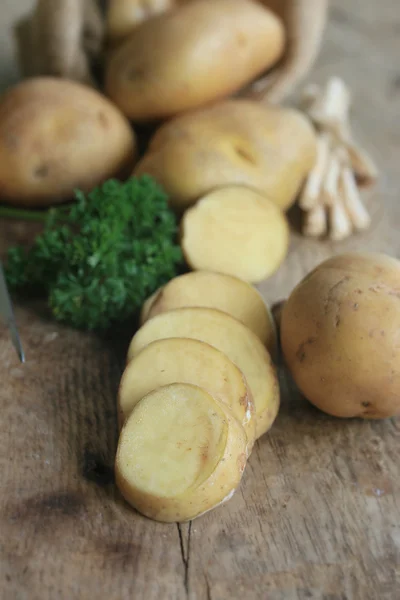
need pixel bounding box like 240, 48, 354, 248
144, 271, 277, 353
128, 307, 279, 438
118, 337, 256, 450
181, 186, 289, 283
116, 383, 247, 522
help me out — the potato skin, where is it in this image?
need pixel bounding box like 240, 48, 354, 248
106, 0, 175, 45
0, 77, 136, 207
134, 99, 316, 210
105, 0, 285, 121
281, 252, 400, 419
139, 288, 162, 325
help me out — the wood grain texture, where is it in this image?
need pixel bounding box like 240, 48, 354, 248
1, 1, 400, 599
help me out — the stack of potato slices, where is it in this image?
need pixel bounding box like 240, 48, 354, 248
115, 271, 280, 522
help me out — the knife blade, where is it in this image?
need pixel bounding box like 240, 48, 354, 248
0, 261, 25, 363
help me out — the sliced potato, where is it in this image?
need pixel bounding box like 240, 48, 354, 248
118, 337, 255, 451
116, 383, 247, 522
144, 271, 276, 352
127, 307, 279, 438
181, 186, 289, 283
139, 288, 162, 325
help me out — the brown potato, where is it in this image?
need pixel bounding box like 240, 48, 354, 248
116, 383, 247, 522
0, 77, 136, 207
105, 0, 285, 121
281, 252, 400, 419
106, 0, 175, 45
144, 271, 277, 352
134, 99, 317, 210
181, 186, 289, 283
127, 307, 280, 438
118, 337, 256, 451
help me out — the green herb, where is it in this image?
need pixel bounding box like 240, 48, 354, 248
5, 175, 183, 330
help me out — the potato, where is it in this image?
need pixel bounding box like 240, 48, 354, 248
106, 0, 175, 45
139, 289, 161, 325
281, 252, 400, 419
181, 186, 289, 283
116, 383, 247, 522
127, 307, 280, 438
0, 77, 136, 207
118, 337, 256, 451
134, 99, 316, 210
144, 271, 277, 351
105, 0, 285, 121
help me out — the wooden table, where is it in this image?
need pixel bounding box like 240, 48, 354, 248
1, 1, 399, 598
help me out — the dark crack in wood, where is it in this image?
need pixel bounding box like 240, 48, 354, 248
177, 522, 192, 597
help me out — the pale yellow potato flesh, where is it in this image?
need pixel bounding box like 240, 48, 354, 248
181, 187, 289, 284
281, 252, 400, 419
118, 337, 256, 451
144, 271, 277, 353
128, 307, 279, 438
115, 383, 247, 522
134, 99, 317, 210
0, 77, 136, 207
105, 0, 285, 121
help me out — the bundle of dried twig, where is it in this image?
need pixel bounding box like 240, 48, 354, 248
299, 77, 378, 241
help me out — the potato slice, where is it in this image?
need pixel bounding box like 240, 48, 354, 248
181, 186, 289, 283
144, 271, 277, 353
118, 337, 255, 451
139, 289, 162, 325
116, 383, 247, 522
127, 307, 279, 438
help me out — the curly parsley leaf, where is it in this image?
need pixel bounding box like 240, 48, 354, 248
5, 175, 184, 330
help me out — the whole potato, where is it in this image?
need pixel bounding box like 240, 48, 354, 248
134, 99, 317, 210
106, 0, 175, 45
281, 252, 400, 419
105, 0, 285, 121
0, 77, 136, 207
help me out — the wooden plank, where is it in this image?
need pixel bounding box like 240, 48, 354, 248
0, 1, 399, 599
0, 289, 188, 600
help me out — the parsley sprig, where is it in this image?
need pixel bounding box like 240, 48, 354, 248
4, 176, 183, 330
